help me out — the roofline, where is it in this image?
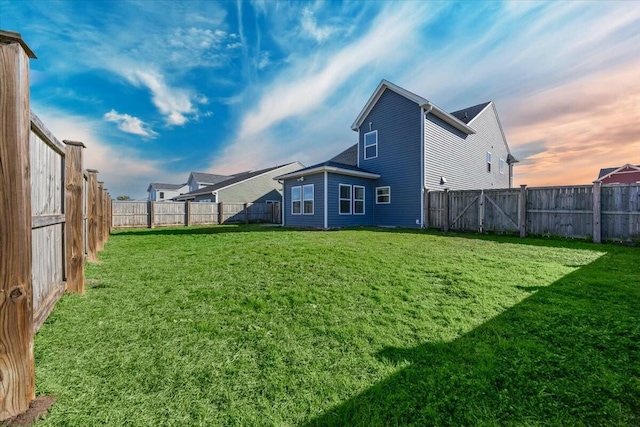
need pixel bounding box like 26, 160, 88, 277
596, 164, 640, 182
422, 102, 476, 135
351, 79, 427, 131
176, 162, 304, 199
274, 165, 380, 181
466, 101, 493, 126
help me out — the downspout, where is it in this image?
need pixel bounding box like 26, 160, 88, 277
420, 105, 433, 228
278, 179, 285, 227
324, 171, 328, 229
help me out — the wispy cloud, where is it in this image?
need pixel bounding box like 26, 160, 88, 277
104, 109, 158, 138
300, 7, 336, 42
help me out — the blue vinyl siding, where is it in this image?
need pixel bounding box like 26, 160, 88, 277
283, 173, 324, 227
358, 89, 422, 227
326, 174, 374, 227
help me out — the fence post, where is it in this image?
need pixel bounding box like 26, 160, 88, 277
97, 182, 105, 250
63, 140, 86, 294
244, 202, 249, 224
592, 181, 601, 243
0, 30, 37, 421
86, 170, 99, 262
443, 189, 450, 233
218, 202, 224, 224
478, 190, 485, 232
519, 185, 527, 238
186, 201, 192, 226
102, 189, 109, 243
149, 201, 155, 228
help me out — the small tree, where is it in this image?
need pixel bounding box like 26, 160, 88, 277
116, 195, 131, 201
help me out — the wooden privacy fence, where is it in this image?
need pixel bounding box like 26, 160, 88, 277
112, 200, 281, 228
1, 31, 111, 420
425, 182, 640, 242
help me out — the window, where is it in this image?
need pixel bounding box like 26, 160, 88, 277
339, 184, 352, 214
303, 184, 314, 214
499, 158, 505, 174
291, 186, 301, 215
364, 130, 378, 160
354, 186, 365, 214
159, 191, 165, 199
487, 152, 492, 173
376, 186, 390, 204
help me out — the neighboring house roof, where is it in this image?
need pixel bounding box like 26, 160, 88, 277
146, 182, 186, 192
189, 172, 233, 185
597, 164, 640, 181
329, 144, 358, 166
275, 160, 380, 181
351, 79, 476, 135
450, 102, 491, 124
176, 162, 303, 199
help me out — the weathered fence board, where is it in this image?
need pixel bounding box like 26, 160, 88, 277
527, 186, 593, 238
449, 190, 481, 232
601, 184, 640, 241
483, 189, 520, 233
111, 201, 279, 228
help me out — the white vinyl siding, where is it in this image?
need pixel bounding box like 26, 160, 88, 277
364, 130, 378, 160
499, 158, 505, 174
376, 186, 390, 204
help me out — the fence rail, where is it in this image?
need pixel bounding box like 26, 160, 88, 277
112, 201, 281, 228
425, 183, 640, 242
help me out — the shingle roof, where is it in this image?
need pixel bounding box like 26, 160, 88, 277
329, 144, 358, 166
275, 161, 379, 181
190, 172, 233, 185
149, 183, 186, 190
450, 102, 491, 124
598, 165, 640, 179
177, 163, 300, 198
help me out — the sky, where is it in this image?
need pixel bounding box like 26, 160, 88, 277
2, 0, 639, 199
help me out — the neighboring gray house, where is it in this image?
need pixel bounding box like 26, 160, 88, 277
147, 182, 188, 202
175, 162, 304, 203
186, 172, 236, 192
275, 79, 517, 229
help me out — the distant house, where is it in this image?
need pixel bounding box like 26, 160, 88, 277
597, 164, 640, 184
275, 79, 517, 229
186, 172, 236, 192
147, 182, 188, 202
174, 162, 304, 203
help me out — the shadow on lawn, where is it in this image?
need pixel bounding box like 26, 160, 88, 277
112, 224, 287, 237
305, 251, 640, 426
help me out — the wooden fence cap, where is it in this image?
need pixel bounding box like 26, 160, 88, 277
63, 140, 87, 148
86, 169, 99, 174
0, 30, 37, 58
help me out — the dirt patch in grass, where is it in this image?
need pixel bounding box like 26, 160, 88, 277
1, 396, 55, 427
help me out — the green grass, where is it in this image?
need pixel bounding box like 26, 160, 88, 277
34, 226, 639, 426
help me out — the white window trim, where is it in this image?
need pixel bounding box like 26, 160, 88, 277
302, 184, 314, 215
487, 152, 492, 173
353, 185, 365, 215
499, 158, 505, 174
376, 186, 391, 204
339, 184, 352, 215
291, 186, 302, 215
364, 130, 378, 160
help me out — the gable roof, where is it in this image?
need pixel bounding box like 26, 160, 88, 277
329, 144, 358, 166
176, 162, 304, 199
189, 172, 233, 185
597, 164, 640, 180
350, 79, 476, 135
274, 160, 380, 181
147, 182, 186, 192
450, 102, 491, 124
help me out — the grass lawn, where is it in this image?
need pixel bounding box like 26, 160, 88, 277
33, 226, 639, 426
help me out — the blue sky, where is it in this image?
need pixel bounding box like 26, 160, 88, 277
2, 0, 639, 198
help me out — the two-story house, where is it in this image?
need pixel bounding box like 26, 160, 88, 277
275, 79, 517, 228
147, 182, 188, 202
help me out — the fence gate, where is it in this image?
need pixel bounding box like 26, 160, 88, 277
482, 189, 520, 233
449, 190, 482, 232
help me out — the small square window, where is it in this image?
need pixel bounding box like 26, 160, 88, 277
499, 158, 505, 174
159, 191, 165, 199
376, 186, 390, 204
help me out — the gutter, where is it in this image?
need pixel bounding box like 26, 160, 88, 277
421, 102, 476, 135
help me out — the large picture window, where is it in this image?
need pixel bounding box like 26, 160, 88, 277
303, 184, 314, 214
364, 130, 378, 160
339, 184, 352, 215
291, 186, 301, 215
376, 186, 390, 204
